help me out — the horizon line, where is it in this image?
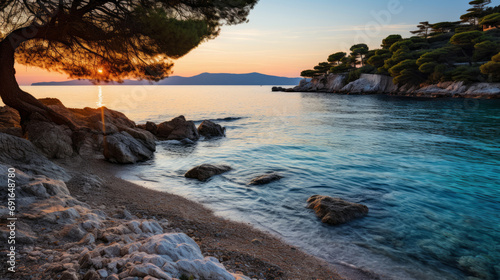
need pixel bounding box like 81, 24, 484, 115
22, 72, 304, 86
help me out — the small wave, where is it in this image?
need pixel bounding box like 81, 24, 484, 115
136, 176, 160, 183
194, 116, 246, 123
158, 139, 197, 146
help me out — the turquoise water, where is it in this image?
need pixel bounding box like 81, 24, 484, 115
23, 86, 500, 279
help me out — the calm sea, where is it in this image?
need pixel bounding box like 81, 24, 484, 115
22, 85, 500, 280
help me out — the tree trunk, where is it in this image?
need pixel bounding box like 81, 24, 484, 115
0, 39, 77, 130
459, 48, 473, 66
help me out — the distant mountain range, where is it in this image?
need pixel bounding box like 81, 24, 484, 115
31, 72, 302, 86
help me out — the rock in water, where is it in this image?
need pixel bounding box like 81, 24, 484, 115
185, 164, 232, 181
249, 173, 283, 185
103, 131, 154, 163
306, 195, 368, 225
145, 121, 158, 135
198, 120, 225, 138
157, 115, 199, 141
272, 86, 286, 92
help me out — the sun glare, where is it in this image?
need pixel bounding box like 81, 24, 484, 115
97, 69, 103, 74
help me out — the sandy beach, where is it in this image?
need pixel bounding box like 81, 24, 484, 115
0, 97, 383, 280
58, 156, 373, 280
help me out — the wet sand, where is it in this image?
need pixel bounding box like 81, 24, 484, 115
58, 156, 376, 280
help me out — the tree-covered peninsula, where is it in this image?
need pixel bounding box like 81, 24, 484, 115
301, 0, 500, 87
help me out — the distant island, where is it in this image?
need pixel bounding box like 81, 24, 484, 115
31, 72, 302, 86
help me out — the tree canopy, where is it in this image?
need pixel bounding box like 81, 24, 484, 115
328, 52, 346, 65
381, 35, 402, 49
480, 52, 500, 80
1, 0, 258, 82
461, 0, 492, 25
479, 13, 500, 28
410, 22, 432, 39
350, 44, 369, 66
0, 0, 258, 127
299, 1, 500, 85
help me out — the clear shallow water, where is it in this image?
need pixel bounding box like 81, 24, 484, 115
22, 85, 500, 279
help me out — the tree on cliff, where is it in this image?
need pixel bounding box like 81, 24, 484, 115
0, 0, 258, 128
350, 44, 369, 66
461, 0, 492, 26
300, 70, 318, 78
313, 62, 332, 74
410, 22, 432, 39
381, 35, 402, 49
430, 21, 460, 35
327, 52, 346, 66
450, 31, 483, 65
479, 13, 500, 29
480, 52, 500, 81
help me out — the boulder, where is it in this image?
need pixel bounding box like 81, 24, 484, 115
249, 173, 283, 185
120, 127, 157, 152
71, 130, 104, 157
306, 195, 368, 225
145, 121, 158, 135
103, 131, 155, 163
39, 98, 87, 127
0, 106, 22, 137
185, 164, 232, 181
293, 78, 313, 92
25, 118, 74, 159
197, 120, 225, 138
157, 116, 199, 141
59, 271, 79, 280
292, 74, 348, 93
72, 106, 136, 130
0, 133, 70, 181
341, 73, 398, 94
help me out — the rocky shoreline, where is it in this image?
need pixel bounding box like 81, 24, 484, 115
273, 73, 500, 99
0, 100, 370, 280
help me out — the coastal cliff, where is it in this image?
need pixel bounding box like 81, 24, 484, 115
281, 73, 500, 98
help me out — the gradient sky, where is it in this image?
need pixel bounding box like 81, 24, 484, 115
15, 0, 480, 85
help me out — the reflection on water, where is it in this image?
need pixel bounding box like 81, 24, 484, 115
97, 86, 104, 107
20, 85, 500, 280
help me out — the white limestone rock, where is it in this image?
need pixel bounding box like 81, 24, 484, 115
341, 74, 398, 94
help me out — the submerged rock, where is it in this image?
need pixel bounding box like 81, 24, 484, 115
249, 173, 283, 185
103, 131, 155, 163
306, 195, 368, 225
185, 164, 232, 181
157, 115, 199, 141
198, 120, 225, 138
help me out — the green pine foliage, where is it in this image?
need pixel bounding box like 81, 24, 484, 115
299, 2, 500, 86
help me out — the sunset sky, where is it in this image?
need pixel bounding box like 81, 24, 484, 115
15, 0, 474, 85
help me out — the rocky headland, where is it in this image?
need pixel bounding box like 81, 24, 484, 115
273, 73, 500, 99
0, 100, 357, 280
